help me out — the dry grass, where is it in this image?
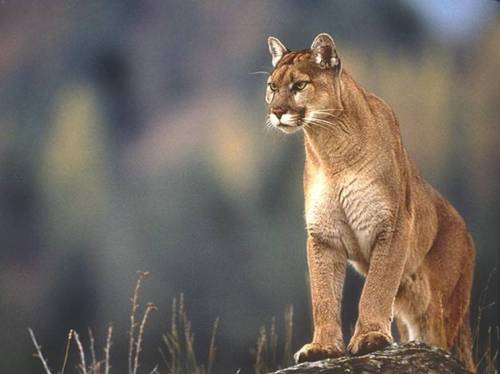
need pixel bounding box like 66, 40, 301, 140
473, 269, 499, 374
29, 271, 156, 374
29, 272, 218, 374
28, 328, 52, 374
29, 270, 496, 373
28, 272, 187, 374
129, 272, 154, 374
159, 294, 218, 374
253, 305, 294, 374
30, 270, 294, 373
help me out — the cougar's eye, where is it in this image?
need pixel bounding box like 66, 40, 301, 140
293, 81, 308, 91
268, 82, 278, 92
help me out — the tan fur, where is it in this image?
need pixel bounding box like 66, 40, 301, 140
265, 34, 475, 371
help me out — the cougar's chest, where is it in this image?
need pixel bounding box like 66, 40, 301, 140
305, 170, 351, 253
305, 170, 384, 262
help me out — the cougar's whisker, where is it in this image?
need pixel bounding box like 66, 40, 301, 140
304, 117, 336, 127
312, 117, 350, 135
265, 117, 273, 129
303, 119, 333, 132
311, 112, 343, 119
311, 108, 344, 112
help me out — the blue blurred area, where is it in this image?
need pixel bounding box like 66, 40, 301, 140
0, 1, 498, 372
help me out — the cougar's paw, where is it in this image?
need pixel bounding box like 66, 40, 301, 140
347, 330, 392, 356
294, 342, 344, 363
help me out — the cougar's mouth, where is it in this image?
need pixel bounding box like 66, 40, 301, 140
277, 123, 296, 128
269, 112, 303, 133
276, 123, 302, 134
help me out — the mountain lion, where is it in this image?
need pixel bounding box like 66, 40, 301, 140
265, 33, 475, 371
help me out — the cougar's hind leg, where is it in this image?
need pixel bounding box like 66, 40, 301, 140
395, 316, 409, 343
421, 216, 475, 371
450, 310, 475, 372
445, 250, 475, 372
412, 294, 447, 347
394, 269, 435, 344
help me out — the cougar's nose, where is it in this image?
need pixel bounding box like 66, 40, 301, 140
271, 107, 287, 119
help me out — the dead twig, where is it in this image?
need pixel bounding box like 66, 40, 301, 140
104, 323, 113, 374
88, 328, 97, 373
72, 330, 88, 374
129, 271, 150, 374
28, 328, 53, 374
60, 329, 73, 374
207, 317, 219, 374
133, 302, 157, 374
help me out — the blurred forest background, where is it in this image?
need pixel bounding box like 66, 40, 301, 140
0, 1, 498, 372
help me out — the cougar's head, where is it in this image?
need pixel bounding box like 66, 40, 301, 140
265, 33, 342, 134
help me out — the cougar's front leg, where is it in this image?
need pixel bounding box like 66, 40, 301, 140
295, 235, 347, 363
348, 219, 409, 356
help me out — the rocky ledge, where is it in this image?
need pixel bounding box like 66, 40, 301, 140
269, 342, 471, 373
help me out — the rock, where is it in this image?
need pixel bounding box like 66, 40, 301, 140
268, 342, 471, 373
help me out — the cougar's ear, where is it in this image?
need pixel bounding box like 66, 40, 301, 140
268, 36, 288, 67
310, 33, 341, 73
